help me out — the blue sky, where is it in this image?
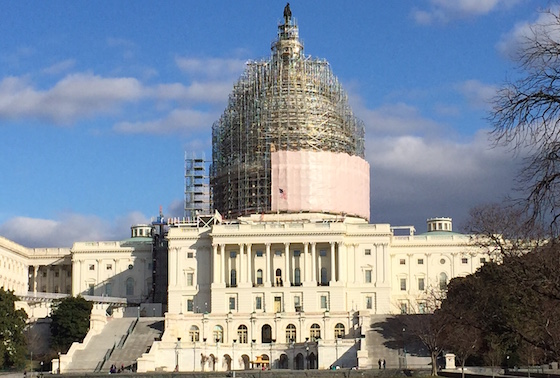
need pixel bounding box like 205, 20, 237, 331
0, 0, 553, 247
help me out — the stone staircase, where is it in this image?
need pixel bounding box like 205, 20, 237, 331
105, 318, 164, 372
65, 317, 135, 374
365, 315, 400, 369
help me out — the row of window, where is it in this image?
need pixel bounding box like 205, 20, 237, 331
398, 257, 487, 265
399, 273, 449, 292
186, 323, 347, 343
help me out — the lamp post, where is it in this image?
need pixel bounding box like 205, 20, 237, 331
175, 337, 181, 372
290, 339, 295, 370
305, 338, 309, 370
216, 338, 220, 372
251, 339, 256, 370
232, 339, 237, 371
58, 352, 61, 374
270, 339, 275, 370
40, 361, 43, 377
336, 336, 340, 365
193, 340, 196, 372
402, 327, 407, 369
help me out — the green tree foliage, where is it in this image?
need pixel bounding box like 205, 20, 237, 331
0, 288, 28, 368
441, 241, 560, 365
50, 296, 92, 353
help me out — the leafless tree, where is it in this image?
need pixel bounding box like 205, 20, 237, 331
491, 8, 560, 234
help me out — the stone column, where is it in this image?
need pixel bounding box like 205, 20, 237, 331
220, 244, 226, 284
330, 242, 336, 283
303, 243, 309, 283
239, 243, 245, 284
338, 242, 346, 283
33, 266, 39, 294
265, 243, 271, 286
311, 243, 317, 283
284, 243, 290, 286
212, 244, 218, 284
246, 244, 252, 285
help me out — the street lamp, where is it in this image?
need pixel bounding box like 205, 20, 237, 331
305, 337, 309, 370
175, 337, 182, 372
232, 339, 237, 371
290, 339, 295, 370
270, 339, 276, 370
216, 338, 220, 372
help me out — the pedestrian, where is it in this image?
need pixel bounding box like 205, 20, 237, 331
383, 359, 386, 369
378, 359, 382, 369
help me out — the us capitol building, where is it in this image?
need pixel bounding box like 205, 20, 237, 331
0, 5, 486, 373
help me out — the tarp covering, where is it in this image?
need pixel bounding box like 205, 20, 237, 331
271, 150, 370, 220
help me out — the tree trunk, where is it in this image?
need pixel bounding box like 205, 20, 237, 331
431, 351, 438, 376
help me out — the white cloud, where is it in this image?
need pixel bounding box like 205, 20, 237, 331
413, 0, 521, 25
113, 108, 217, 135
497, 7, 560, 59
456, 79, 497, 109
367, 129, 522, 231
152, 81, 232, 104
42, 59, 76, 75
175, 57, 246, 79
0, 211, 150, 248
0, 73, 144, 124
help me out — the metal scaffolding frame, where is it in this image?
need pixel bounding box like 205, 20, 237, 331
185, 152, 211, 220
211, 13, 365, 219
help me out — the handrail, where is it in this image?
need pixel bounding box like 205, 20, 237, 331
96, 342, 116, 372
118, 318, 138, 349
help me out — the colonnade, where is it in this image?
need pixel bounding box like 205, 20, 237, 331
209, 241, 389, 287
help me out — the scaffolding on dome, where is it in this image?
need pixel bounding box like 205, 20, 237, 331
211, 14, 365, 219
185, 152, 211, 220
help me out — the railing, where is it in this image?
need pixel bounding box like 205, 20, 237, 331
118, 318, 138, 349
95, 342, 116, 373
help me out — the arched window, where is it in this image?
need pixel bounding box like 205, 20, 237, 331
189, 325, 200, 342
261, 324, 272, 343
213, 325, 223, 343
275, 269, 282, 286
439, 272, 448, 290
294, 268, 301, 286
320, 267, 328, 285
286, 324, 296, 343
256, 269, 263, 285
334, 323, 345, 339
310, 323, 321, 341
237, 325, 248, 344
230, 269, 237, 287
125, 277, 134, 296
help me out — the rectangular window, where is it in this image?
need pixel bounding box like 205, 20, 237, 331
461, 257, 468, 264
400, 278, 407, 291
480, 257, 486, 264
275, 250, 282, 256
187, 299, 194, 312
293, 250, 301, 257
418, 277, 425, 291
106, 264, 112, 270
256, 251, 263, 257
365, 269, 372, 283
417, 258, 424, 265
319, 250, 327, 257
294, 295, 301, 311
230, 251, 237, 258
42, 271, 47, 277
229, 297, 236, 311
365, 249, 371, 256
400, 302, 408, 314
320, 295, 328, 309
89, 264, 95, 271
255, 296, 262, 310
366, 296, 373, 309
187, 272, 194, 286
418, 302, 426, 314
88, 284, 94, 296
55, 271, 59, 278
399, 259, 406, 265
187, 252, 194, 258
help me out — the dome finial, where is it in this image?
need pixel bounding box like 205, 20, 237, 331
283, 3, 292, 23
